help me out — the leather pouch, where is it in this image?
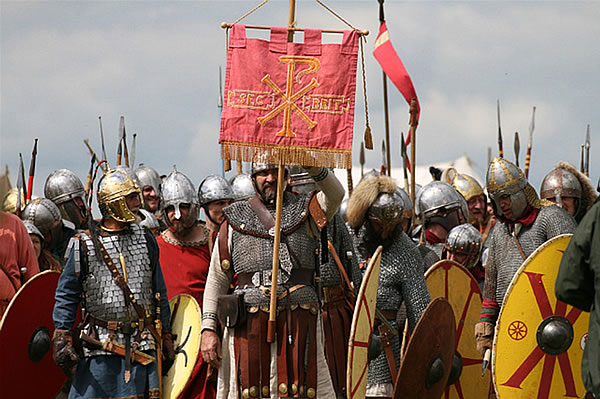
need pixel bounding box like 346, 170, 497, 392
217, 293, 247, 328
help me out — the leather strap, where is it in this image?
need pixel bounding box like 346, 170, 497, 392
378, 324, 398, 382
249, 197, 275, 231
309, 194, 327, 229
512, 233, 527, 261
218, 221, 231, 272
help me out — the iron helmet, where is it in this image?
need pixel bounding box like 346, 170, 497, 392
137, 209, 160, 231
451, 173, 484, 202
198, 175, 234, 207
23, 220, 44, 241
486, 157, 528, 220
415, 181, 469, 226
161, 168, 199, 226
21, 198, 62, 237
134, 164, 162, 198
230, 173, 256, 202
44, 169, 87, 227
443, 223, 482, 270
251, 152, 278, 176
368, 190, 406, 225
540, 167, 582, 207
97, 168, 143, 223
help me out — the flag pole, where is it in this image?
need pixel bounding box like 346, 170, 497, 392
267, 0, 295, 344
378, 1, 392, 176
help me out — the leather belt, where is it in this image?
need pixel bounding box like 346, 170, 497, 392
237, 269, 314, 288
322, 284, 347, 303
87, 314, 150, 333
378, 309, 398, 321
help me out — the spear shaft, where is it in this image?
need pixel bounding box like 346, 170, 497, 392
16, 153, 25, 216
525, 106, 536, 178
98, 116, 108, 166
401, 132, 409, 194
360, 141, 365, 178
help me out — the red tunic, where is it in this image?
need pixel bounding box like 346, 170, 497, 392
0, 212, 39, 317
157, 232, 215, 399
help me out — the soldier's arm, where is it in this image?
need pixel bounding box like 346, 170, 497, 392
53, 245, 82, 331
202, 226, 234, 332
555, 203, 597, 311
542, 205, 577, 239
306, 167, 344, 222
401, 251, 431, 333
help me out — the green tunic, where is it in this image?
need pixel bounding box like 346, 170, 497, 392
556, 199, 600, 396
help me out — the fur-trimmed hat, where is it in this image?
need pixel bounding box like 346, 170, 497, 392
347, 175, 398, 229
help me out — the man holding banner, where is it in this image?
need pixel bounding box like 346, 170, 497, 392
200, 161, 343, 398
200, 23, 357, 398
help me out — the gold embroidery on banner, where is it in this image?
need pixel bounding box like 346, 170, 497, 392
302, 94, 350, 114
257, 56, 321, 138
227, 90, 275, 110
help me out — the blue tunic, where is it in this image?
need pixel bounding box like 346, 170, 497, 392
53, 226, 170, 399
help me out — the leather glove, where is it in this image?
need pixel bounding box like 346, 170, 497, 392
474, 321, 494, 357
52, 330, 80, 376
162, 330, 175, 375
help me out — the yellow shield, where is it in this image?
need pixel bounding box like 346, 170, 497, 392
347, 246, 383, 399
163, 294, 202, 399
425, 260, 493, 399
493, 234, 589, 398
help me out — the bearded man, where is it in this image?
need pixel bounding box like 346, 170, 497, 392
201, 159, 344, 399
52, 168, 174, 399
450, 172, 496, 244
157, 168, 216, 399
474, 158, 576, 359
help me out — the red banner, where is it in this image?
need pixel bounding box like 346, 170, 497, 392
219, 25, 359, 169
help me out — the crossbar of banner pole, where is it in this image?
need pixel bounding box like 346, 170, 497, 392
221, 22, 369, 36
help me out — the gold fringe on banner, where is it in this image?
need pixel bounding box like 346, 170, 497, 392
224, 159, 232, 172
221, 140, 352, 169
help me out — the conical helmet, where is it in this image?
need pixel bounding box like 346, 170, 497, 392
134, 164, 162, 197
486, 157, 529, 220
97, 168, 142, 223
540, 167, 582, 203
198, 175, 234, 206
1, 188, 25, 214
230, 174, 255, 202
452, 173, 484, 202
161, 168, 198, 224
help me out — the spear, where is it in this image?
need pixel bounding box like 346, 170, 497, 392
118, 116, 128, 167
401, 132, 409, 194
84, 139, 107, 173
580, 144, 585, 174
98, 116, 108, 167
524, 106, 536, 178
513, 132, 520, 167
360, 141, 365, 178
16, 153, 25, 216
26, 138, 38, 202
131, 133, 137, 169
585, 124, 590, 177
497, 99, 504, 158
487, 147, 492, 168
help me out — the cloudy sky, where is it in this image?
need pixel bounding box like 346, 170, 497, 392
2, 0, 599, 205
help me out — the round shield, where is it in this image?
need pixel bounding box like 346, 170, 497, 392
347, 246, 383, 399
493, 234, 590, 398
163, 294, 202, 399
394, 297, 456, 399
425, 260, 492, 399
0, 270, 66, 398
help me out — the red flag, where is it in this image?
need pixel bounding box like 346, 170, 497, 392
373, 21, 419, 151
219, 25, 359, 169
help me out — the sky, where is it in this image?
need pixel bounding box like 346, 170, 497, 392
1, 0, 599, 206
